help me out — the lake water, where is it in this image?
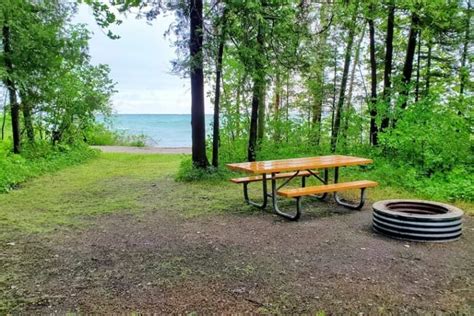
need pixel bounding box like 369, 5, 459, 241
103, 114, 213, 147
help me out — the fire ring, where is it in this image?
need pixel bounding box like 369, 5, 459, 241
372, 199, 463, 242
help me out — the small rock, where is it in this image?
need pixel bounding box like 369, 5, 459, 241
231, 287, 246, 294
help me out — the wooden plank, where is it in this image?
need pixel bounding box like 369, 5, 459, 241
230, 171, 312, 184
277, 180, 378, 198
226, 155, 373, 174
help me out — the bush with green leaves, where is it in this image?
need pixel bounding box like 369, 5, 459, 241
84, 123, 147, 147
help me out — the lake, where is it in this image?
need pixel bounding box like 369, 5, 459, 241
102, 114, 213, 147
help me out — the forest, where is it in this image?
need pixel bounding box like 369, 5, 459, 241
0, 0, 473, 201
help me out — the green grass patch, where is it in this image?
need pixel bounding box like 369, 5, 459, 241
0, 143, 99, 193
0, 153, 183, 238
1, 152, 472, 241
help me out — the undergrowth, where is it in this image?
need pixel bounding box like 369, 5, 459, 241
176, 139, 473, 204
84, 123, 147, 147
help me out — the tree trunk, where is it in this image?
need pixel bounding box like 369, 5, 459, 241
247, 23, 264, 162
285, 73, 289, 143
425, 41, 432, 96
211, 13, 226, 168
257, 81, 265, 142
235, 72, 245, 139
311, 4, 329, 146
343, 22, 365, 143
1, 104, 7, 140
189, 0, 209, 168
330, 1, 359, 152
331, 45, 337, 135
368, 15, 378, 146
400, 13, 420, 110
460, 1, 471, 97
20, 91, 35, 143
381, 0, 394, 131
2, 23, 21, 153
274, 72, 281, 115
248, 80, 261, 162
414, 30, 422, 103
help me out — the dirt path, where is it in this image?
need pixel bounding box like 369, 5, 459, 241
91, 145, 191, 154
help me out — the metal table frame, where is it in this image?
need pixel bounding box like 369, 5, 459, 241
242, 166, 367, 220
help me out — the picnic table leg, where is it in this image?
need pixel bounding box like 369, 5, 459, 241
243, 173, 268, 209
303, 168, 329, 201
271, 172, 301, 221
333, 167, 366, 210
335, 188, 367, 209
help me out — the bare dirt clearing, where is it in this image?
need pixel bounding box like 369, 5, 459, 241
1, 154, 472, 314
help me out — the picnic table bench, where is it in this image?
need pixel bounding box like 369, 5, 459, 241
227, 155, 378, 221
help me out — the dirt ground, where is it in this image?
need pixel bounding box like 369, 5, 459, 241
2, 198, 473, 314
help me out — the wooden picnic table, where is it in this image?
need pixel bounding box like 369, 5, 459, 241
227, 155, 377, 221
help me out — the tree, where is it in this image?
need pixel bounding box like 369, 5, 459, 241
1, 21, 21, 153
381, 0, 395, 131
211, 8, 227, 168
330, 1, 359, 152
400, 13, 420, 110
247, 22, 265, 162
367, 5, 378, 145
190, 0, 209, 168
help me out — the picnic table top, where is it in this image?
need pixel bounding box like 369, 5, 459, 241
226, 155, 373, 175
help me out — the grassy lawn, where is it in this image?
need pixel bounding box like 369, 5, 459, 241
1, 153, 471, 237
1, 153, 472, 313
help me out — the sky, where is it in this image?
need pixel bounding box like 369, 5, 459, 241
75, 5, 210, 114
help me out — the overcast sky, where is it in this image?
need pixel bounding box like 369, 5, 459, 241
76, 5, 210, 114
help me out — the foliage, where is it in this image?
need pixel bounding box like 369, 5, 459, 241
175, 158, 232, 182
213, 124, 473, 202
379, 96, 472, 173
0, 0, 116, 151
84, 123, 147, 147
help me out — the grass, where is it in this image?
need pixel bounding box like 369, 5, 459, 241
0, 154, 180, 238
1, 153, 472, 241
0, 143, 99, 193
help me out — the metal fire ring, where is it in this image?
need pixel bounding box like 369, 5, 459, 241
372, 199, 464, 242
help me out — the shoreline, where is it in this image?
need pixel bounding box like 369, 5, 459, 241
91, 145, 191, 154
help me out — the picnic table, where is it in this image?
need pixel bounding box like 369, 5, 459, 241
227, 155, 378, 221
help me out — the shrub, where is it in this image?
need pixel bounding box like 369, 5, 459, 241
175, 158, 233, 182
84, 123, 147, 147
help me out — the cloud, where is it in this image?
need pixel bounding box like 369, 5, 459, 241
75, 5, 213, 114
